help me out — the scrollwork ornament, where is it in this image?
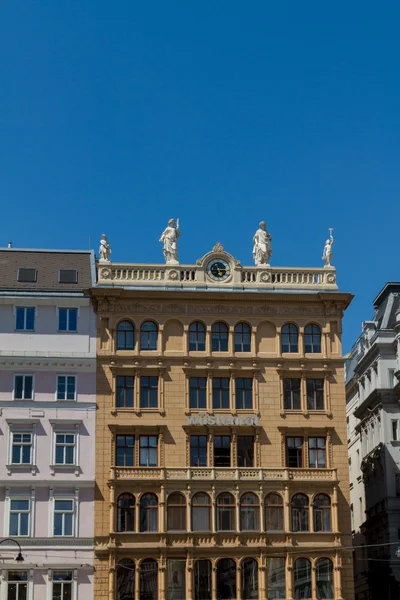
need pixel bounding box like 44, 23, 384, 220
100, 268, 112, 279
259, 271, 270, 283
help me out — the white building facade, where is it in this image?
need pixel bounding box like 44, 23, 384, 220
346, 282, 400, 600
0, 249, 96, 600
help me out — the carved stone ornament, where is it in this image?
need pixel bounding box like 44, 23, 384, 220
326, 273, 336, 284
100, 268, 112, 279
168, 269, 179, 280
212, 242, 224, 252
260, 272, 270, 283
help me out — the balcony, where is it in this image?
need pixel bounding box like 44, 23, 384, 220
110, 466, 337, 482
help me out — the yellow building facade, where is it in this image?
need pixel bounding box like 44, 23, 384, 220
93, 245, 354, 600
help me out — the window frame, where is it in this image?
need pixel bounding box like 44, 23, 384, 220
308, 437, 327, 468
15, 306, 35, 332
57, 307, 78, 333
139, 435, 158, 467
313, 494, 331, 532
116, 434, 135, 467
53, 498, 75, 537
264, 493, 284, 532
117, 493, 135, 532
189, 377, 207, 410
283, 378, 301, 411
116, 320, 135, 351
139, 493, 158, 532
239, 492, 260, 531
291, 494, 309, 532
51, 570, 74, 600
10, 431, 34, 465
286, 437, 304, 468
213, 435, 231, 467
211, 321, 229, 352
281, 323, 299, 353
56, 375, 77, 401
5, 570, 29, 600
191, 493, 211, 532
54, 432, 77, 466
304, 323, 322, 353
13, 374, 34, 401
116, 375, 135, 409
9, 497, 31, 537
237, 435, 254, 467
212, 377, 230, 410
216, 492, 235, 531
235, 377, 253, 410
190, 435, 208, 467
140, 321, 158, 351
189, 321, 206, 352
306, 378, 325, 411
234, 322, 251, 352
167, 492, 187, 532
140, 375, 159, 409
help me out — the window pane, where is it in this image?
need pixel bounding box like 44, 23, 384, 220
25, 308, 35, 330
16, 307, 25, 330
59, 309, 67, 331
24, 376, 33, 399
66, 377, 76, 400
69, 309, 78, 331
267, 557, 286, 599
15, 376, 23, 399
57, 377, 66, 400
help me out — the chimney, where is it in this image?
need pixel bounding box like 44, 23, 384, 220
8, 242, 12, 248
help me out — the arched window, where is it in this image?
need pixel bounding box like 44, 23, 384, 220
216, 492, 235, 531
281, 323, 299, 353
117, 558, 135, 600
234, 322, 251, 352
117, 321, 135, 351
316, 558, 334, 599
189, 321, 206, 352
140, 559, 158, 600
313, 494, 331, 532
212, 322, 228, 352
216, 558, 236, 600
167, 492, 186, 531
194, 559, 211, 600
264, 493, 284, 531
291, 494, 309, 532
240, 493, 260, 531
294, 558, 311, 599
139, 493, 158, 532
192, 492, 211, 531
241, 558, 259, 600
304, 324, 322, 353
117, 493, 135, 532
140, 321, 158, 351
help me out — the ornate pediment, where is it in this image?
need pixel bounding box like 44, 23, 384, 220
196, 243, 241, 268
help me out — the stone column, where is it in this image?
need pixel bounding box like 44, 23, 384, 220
332, 485, 338, 533
160, 485, 165, 532
284, 485, 290, 532
236, 563, 241, 600
211, 485, 216, 532
259, 553, 267, 599
134, 562, 140, 600
109, 483, 115, 533
311, 563, 317, 600
109, 565, 115, 600
212, 562, 217, 599
286, 552, 294, 600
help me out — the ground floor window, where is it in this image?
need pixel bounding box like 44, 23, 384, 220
167, 559, 186, 600
316, 558, 334, 599
140, 559, 158, 600
294, 558, 311, 599
194, 560, 211, 600
241, 558, 259, 599
267, 557, 286, 599
52, 571, 73, 600
216, 558, 236, 599
117, 559, 135, 600
6, 571, 28, 600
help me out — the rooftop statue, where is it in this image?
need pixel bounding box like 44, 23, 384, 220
322, 229, 334, 267
160, 218, 180, 265
99, 234, 111, 262
253, 221, 272, 266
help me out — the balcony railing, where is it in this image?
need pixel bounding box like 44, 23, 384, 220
110, 466, 337, 482
97, 262, 338, 291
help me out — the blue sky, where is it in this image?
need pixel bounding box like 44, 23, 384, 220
1, 1, 399, 352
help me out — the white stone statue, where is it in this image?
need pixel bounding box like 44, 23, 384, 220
253, 221, 272, 266
99, 234, 111, 262
159, 218, 180, 264
322, 229, 334, 267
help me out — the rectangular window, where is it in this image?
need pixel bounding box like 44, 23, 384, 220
59, 269, 77, 283
116, 375, 134, 408
214, 435, 231, 467
55, 433, 76, 465
392, 421, 398, 442
7, 571, 28, 600
17, 268, 37, 282
116, 435, 135, 467
56, 376, 76, 401
11, 432, 33, 464
308, 437, 326, 468
15, 306, 35, 331
58, 308, 78, 332
237, 435, 254, 467
9, 499, 30, 536
306, 379, 324, 410
52, 571, 73, 600
235, 378, 253, 410
140, 376, 158, 409
190, 435, 207, 467
167, 559, 186, 600
286, 437, 303, 468
54, 500, 74, 536
212, 377, 230, 410
389, 369, 395, 388
267, 557, 286, 600
189, 377, 207, 409
14, 375, 33, 400
139, 435, 158, 467
283, 378, 301, 410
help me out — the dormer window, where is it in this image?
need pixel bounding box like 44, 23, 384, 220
59, 269, 78, 284
17, 268, 37, 282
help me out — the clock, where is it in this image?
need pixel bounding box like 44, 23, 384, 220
207, 259, 231, 281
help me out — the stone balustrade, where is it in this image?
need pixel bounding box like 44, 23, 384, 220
110, 466, 337, 482
97, 262, 337, 290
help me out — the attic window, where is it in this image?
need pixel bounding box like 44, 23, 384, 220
59, 269, 78, 284
17, 268, 37, 283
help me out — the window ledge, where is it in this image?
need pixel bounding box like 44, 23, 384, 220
50, 464, 80, 476
6, 464, 37, 475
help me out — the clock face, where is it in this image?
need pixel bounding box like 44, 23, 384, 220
207, 260, 231, 281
